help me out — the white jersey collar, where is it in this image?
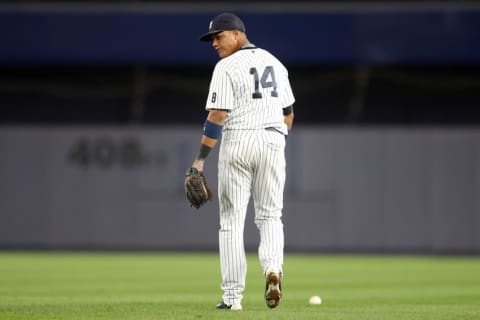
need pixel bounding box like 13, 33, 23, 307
240, 43, 256, 50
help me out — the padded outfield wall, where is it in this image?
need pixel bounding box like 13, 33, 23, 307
1, 126, 479, 253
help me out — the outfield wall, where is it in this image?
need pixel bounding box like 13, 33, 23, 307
0, 126, 479, 253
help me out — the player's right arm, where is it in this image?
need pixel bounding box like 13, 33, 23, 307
278, 61, 295, 132
283, 105, 294, 130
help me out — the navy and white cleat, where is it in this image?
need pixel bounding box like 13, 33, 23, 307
216, 301, 242, 311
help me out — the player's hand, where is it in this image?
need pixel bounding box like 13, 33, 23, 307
184, 167, 213, 209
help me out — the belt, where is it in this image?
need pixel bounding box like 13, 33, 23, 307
265, 127, 284, 135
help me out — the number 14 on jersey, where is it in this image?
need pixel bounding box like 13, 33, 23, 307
250, 66, 278, 99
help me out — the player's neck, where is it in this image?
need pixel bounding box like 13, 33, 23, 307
237, 37, 251, 50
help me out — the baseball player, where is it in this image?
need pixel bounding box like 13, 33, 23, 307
188, 12, 295, 310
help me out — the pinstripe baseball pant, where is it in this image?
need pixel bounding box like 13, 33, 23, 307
218, 128, 285, 305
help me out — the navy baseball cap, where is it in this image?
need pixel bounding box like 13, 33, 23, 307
199, 12, 246, 41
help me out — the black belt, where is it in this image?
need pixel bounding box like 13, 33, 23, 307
265, 127, 284, 135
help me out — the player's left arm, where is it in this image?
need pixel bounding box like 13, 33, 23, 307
191, 109, 229, 171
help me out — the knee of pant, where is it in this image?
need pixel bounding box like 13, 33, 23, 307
254, 215, 282, 229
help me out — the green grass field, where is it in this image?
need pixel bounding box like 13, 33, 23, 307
0, 252, 479, 320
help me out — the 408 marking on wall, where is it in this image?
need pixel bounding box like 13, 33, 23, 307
66, 136, 168, 170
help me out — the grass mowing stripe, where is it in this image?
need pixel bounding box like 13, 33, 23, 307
0, 252, 479, 320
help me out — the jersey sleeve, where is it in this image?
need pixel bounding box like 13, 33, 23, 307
205, 61, 235, 111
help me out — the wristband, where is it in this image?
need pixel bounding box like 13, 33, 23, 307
197, 144, 212, 160
203, 120, 223, 139
283, 105, 293, 116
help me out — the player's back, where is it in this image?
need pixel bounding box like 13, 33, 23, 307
217, 47, 295, 133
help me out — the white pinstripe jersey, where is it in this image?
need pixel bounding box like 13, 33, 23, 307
205, 46, 295, 135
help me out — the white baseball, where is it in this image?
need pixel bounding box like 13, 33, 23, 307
309, 295, 322, 305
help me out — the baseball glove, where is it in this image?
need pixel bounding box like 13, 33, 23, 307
184, 167, 213, 209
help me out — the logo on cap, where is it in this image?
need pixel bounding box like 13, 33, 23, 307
209, 21, 213, 31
